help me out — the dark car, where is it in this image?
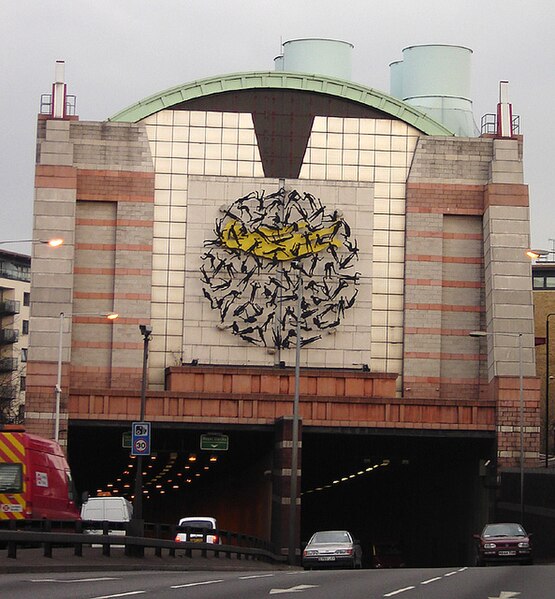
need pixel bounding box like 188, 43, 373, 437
473, 522, 532, 566
369, 542, 405, 568
302, 530, 363, 570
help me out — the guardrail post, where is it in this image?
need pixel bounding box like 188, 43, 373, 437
43, 541, 52, 558
226, 531, 232, 558
201, 531, 207, 558
74, 541, 83, 557
7, 540, 17, 559
102, 521, 111, 556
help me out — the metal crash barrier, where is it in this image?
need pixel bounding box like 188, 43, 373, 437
0, 520, 286, 564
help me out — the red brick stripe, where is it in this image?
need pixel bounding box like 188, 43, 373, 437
76, 169, 154, 203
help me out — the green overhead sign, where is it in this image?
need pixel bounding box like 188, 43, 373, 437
200, 433, 229, 451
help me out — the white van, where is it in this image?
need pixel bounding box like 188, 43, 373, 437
81, 496, 133, 537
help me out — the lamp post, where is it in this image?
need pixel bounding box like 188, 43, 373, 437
55, 311, 118, 442
287, 267, 302, 566
546, 314, 555, 468
131, 324, 152, 533
0, 238, 64, 247
470, 330, 524, 523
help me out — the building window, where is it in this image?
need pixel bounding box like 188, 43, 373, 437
19, 375, 26, 391
532, 270, 555, 289
22, 320, 29, 335
23, 292, 30, 307
21, 348, 28, 363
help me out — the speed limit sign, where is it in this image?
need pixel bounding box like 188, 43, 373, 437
131, 421, 151, 456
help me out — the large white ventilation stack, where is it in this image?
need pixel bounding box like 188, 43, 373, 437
389, 44, 478, 136
274, 38, 353, 80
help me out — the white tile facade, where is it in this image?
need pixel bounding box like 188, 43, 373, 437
141, 110, 420, 388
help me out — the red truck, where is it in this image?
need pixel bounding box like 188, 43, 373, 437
0, 426, 80, 520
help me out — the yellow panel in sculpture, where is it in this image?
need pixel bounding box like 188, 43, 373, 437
220, 220, 342, 261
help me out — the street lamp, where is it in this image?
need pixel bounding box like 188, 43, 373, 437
526, 248, 555, 261
469, 330, 525, 523
546, 314, 555, 468
0, 238, 64, 247
288, 266, 302, 566
54, 311, 118, 442
128, 324, 152, 551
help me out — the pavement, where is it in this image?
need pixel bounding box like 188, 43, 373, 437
0, 546, 295, 574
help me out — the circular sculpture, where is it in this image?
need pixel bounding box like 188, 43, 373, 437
201, 188, 360, 349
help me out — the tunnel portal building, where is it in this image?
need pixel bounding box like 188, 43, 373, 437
25, 41, 539, 563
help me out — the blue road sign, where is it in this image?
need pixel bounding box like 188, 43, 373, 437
131, 421, 151, 456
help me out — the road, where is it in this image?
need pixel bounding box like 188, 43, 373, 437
1, 565, 554, 599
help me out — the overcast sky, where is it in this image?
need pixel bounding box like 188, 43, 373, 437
2, 0, 553, 255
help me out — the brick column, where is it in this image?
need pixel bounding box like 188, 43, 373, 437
271, 416, 302, 560
496, 376, 540, 467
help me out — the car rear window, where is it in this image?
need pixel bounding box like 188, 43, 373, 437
179, 519, 215, 529
311, 531, 351, 543
0, 463, 22, 493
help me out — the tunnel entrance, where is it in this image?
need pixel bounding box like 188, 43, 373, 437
68, 422, 494, 566
300, 429, 495, 567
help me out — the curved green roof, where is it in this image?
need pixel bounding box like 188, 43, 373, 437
109, 71, 454, 136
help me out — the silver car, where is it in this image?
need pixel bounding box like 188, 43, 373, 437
302, 529, 363, 570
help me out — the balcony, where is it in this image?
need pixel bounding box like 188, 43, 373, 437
0, 357, 18, 372
0, 300, 20, 316
0, 329, 19, 345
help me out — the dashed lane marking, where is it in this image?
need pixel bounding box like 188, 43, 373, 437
421, 577, 442, 585
170, 579, 224, 589
384, 587, 415, 597
31, 577, 119, 583
90, 592, 145, 599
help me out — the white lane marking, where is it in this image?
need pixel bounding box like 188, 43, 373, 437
269, 585, 319, 594
488, 593, 520, 599
31, 577, 119, 583
171, 579, 224, 589
444, 571, 458, 577
421, 577, 442, 585
90, 592, 145, 599
384, 587, 415, 597
458, 567, 468, 572
239, 574, 276, 579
